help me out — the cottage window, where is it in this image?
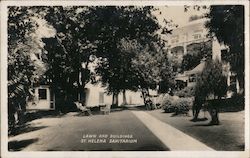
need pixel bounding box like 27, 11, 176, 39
99, 92, 104, 104
38, 89, 47, 100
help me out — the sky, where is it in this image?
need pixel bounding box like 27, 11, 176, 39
34, 6, 209, 44
157, 6, 208, 27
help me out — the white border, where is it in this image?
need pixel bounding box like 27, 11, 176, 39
0, 0, 250, 6
1, 1, 249, 158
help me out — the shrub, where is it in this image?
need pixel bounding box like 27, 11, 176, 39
155, 94, 168, 109
161, 96, 176, 113
194, 59, 228, 123
174, 86, 195, 97
161, 95, 193, 115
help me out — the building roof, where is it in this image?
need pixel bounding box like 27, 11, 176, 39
175, 73, 188, 82
185, 61, 205, 75
163, 18, 209, 48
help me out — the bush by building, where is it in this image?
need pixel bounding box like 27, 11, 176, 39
161, 95, 193, 115
174, 86, 195, 98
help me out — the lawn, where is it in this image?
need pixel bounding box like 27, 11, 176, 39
148, 109, 245, 151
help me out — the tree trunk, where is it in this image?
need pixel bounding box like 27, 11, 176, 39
141, 88, 152, 110
237, 74, 244, 94
112, 92, 118, 106
141, 88, 149, 105
208, 99, 220, 125
209, 107, 219, 125
141, 91, 146, 105
192, 96, 205, 121
122, 89, 127, 105
112, 93, 115, 105
17, 96, 27, 126
54, 88, 61, 111
192, 104, 201, 121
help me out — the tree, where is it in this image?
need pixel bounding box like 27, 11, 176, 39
125, 39, 174, 102
193, 59, 227, 124
84, 6, 173, 105
12, 6, 174, 111
95, 38, 140, 105
42, 6, 98, 110
8, 6, 49, 129
181, 54, 201, 71
205, 5, 244, 93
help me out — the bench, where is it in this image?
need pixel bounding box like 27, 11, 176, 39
99, 104, 111, 115
74, 102, 92, 116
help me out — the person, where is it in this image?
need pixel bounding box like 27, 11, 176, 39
145, 97, 153, 110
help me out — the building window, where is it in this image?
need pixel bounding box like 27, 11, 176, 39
189, 74, 196, 83
171, 39, 179, 43
99, 92, 104, 104
194, 29, 203, 33
38, 89, 47, 100
193, 34, 202, 39
171, 35, 179, 43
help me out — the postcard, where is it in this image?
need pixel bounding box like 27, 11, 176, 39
1, 0, 249, 158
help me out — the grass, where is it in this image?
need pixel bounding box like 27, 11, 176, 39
148, 109, 244, 151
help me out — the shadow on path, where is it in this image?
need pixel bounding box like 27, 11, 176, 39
24, 110, 66, 123
192, 123, 220, 127
8, 138, 39, 151
190, 118, 208, 122
9, 125, 48, 136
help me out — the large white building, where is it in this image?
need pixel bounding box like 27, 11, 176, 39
165, 18, 239, 95
165, 18, 222, 63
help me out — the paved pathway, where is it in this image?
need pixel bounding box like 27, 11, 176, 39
8, 109, 216, 151
8, 110, 168, 151
132, 111, 214, 151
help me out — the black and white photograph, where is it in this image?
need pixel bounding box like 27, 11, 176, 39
1, 1, 249, 158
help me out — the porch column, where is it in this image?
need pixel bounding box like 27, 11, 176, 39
183, 43, 187, 55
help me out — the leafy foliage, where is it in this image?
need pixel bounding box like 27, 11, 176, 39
174, 86, 195, 98
83, 6, 173, 95
8, 6, 175, 112
205, 5, 244, 90
8, 7, 47, 103
195, 59, 227, 102
43, 6, 97, 99
161, 95, 193, 115
181, 41, 212, 72
8, 6, 50, 128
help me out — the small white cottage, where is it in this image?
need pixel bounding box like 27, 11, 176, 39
26, 83, 145, 110
83, 83, 144, 107
26, 85, 55, 110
